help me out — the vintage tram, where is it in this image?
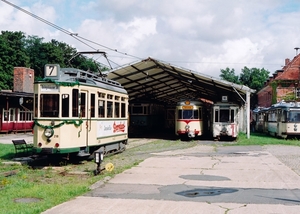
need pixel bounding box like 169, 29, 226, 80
32, 64, 128, 159
211, 100, 239, 140
265, 101, 300, 138
175, 100, 204, 139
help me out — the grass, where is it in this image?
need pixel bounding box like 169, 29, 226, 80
235, 132, 300, 146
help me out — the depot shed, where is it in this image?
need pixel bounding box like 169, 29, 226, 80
107, 57, 255, 138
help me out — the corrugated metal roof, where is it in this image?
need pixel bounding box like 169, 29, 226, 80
107, 57, 255, 105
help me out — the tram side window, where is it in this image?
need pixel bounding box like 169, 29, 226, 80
115, 102, 120, 118
34, 94, 38, 118
72, 89, 79, 117
3, 109, 9, 121
80, 93, 86, 118
121, 103, 126, 118
62, 94, 69, 117
230, 109, 235, 123
40, 94, 59, 117
214, 110, 219, 122
20, 110, 33, 121
107, 101, 113, 118
198, 108, 202, 120
98, 100, 105, 118
91, 94, 95, 118
9, 108, 15, 121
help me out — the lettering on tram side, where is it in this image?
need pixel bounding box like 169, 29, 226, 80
41, 84, 59, 92
97, 120, 128, 138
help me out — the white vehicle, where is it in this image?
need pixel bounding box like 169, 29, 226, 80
175, 100, 204, 140
266, 101, 300, 139
33, 64, 128, 159
211, 101, 239, 140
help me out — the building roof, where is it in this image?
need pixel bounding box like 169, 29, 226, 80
107, 57, 255, 105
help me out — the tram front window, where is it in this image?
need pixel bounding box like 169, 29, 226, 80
181, 110, 199, 119
40, 94, 59, 117
288, 111, 300, 122
220, 109, 229, 122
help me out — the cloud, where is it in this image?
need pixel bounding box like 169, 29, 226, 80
1, 0, 300, 78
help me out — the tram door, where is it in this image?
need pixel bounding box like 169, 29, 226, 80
79, 90, 91, 151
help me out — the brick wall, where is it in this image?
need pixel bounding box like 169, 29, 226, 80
13, 67, 34, 93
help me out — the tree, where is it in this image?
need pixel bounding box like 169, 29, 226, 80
220, 67, 240, 84
0, 31, 29, 90
239, 67, 269, 92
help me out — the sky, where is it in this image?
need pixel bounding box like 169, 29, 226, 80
1, 0, 300, 78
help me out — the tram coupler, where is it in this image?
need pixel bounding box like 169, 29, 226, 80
94, 151, 104, 176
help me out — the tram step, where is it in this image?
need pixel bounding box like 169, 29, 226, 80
77, 150, 90, 157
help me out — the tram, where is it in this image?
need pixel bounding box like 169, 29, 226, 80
32, 64, 128, 159
265, 101, 300, 138
128, 102, 164, 136
211, 100, 239, 140
175, 100, 204, 139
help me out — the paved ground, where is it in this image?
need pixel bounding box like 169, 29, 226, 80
42, 144, 300, 214
2, 134, 300, 213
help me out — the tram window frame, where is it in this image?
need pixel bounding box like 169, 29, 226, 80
115, 102, 120, 118
91, 93, 95, 118
3, 109, 9, 121
19, 109, 33, 121
72, 89, 79, 117
34, 94, 38, 118
220, 109, 229, 122
214, 109, 219, 122
230, 109, 235, 123
121, 103, 126, 118
107, 101, 113, 118
40, 94, 59, 117
62, 94, 69, 117
80, 93, 86, 118
98, 100, 105, 118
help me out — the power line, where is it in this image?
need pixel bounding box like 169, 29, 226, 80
0, 0, 142, 61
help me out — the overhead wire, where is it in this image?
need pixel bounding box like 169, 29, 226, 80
0, 0, 142, 63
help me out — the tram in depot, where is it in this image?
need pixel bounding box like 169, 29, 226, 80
32, 64, 128, 159
211, 99, 239, 140
175, 100, 204, 139
128, 102, 164, 136
265, 101, 300, 138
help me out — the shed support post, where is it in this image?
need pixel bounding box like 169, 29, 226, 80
246, 91, 250, 139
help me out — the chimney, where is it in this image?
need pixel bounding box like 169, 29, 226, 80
13, 67, 34, 93
285, 58, 290, 65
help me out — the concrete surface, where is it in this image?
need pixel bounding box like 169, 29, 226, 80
41, 144, 300, 214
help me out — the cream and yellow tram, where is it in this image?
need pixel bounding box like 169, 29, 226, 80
175, 100, 204, 139
266, 101, 300, 138
32, 64, 128, 159
211, 101, 239, 140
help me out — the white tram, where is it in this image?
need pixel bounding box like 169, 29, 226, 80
211, 101, 239, 140
175, 100, 204, 139
33, 64, 128, 159
266, 101, 300, 138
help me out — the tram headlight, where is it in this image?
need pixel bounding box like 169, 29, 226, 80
44, 128, 54, 138
185, 125, 190, 129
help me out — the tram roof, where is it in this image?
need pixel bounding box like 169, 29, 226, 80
107, 57, 255, 105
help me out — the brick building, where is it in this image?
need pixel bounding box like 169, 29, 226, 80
257, 54, 300, 107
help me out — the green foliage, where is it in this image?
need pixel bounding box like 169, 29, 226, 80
220, 67, 240, 84
0, 31, 110, 89
220, 66, 270, 92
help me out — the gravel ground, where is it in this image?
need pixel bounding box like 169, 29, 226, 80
263, 145, 300, 176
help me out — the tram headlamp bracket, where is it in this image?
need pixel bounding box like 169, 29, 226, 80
44, 128, 54, 138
